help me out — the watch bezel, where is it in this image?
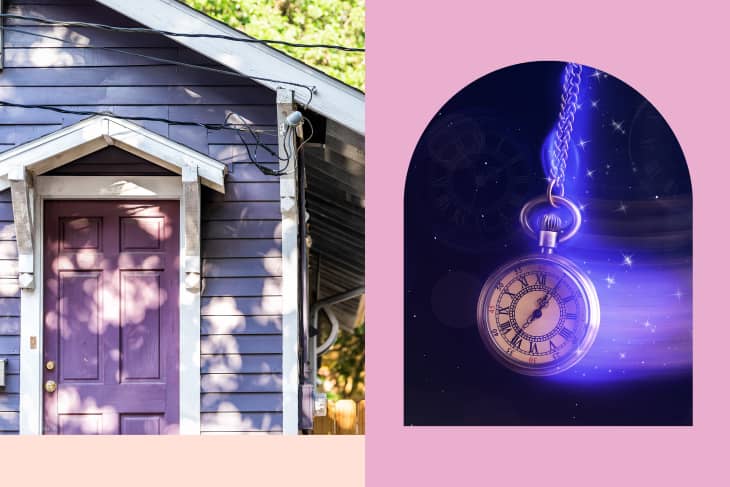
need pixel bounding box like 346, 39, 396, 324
476, 253, 600, 376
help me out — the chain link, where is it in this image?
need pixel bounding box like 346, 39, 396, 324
549, 63, 582, 195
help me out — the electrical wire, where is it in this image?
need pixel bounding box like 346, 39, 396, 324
296, 117, 315, 152
0, 13, 365, 52
223, 112, 314, 176
0, 15, 319, 176
0, 100, 296, 176
0, 26, 316, 107
0, 100, 272, 133
0, 101, 312, 177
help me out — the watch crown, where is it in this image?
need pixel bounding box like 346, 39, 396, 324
538, 213, 562, 253
540, 213, 562, 232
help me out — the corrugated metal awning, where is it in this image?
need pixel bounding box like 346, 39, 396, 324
303, 119, 364, 332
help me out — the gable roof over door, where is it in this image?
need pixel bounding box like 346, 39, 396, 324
0, 115, 228, 192
96, 0, 365, 135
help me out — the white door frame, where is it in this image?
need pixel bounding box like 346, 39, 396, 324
0, 116, 226, 435
19, 175, 201, 434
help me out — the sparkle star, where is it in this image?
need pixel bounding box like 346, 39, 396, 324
590, 99, 599, 109
611, 119, 626, 134
621, 253, 634, 267
578, 202, 588, 211
672, 289, 684, 300
619, 352, 626, 359
604, 275, 616, 288
590, 70, 604, 81
586, 168, 596, 178
614, 202, 628, 214
577, 138, 590, 150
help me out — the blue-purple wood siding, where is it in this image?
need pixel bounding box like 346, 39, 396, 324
0, 190, 20, 434
0, 0, 284, 434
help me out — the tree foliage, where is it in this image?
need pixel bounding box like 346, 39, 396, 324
318, 323, 365, 401
182, 0, 365, 90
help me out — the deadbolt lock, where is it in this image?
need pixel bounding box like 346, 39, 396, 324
45, 360, 55, 371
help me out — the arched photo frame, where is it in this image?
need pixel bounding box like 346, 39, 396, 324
404, 61, 692, 426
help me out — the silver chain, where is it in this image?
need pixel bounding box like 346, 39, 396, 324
549, 63, 582, 195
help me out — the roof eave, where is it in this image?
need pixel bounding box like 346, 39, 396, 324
96, 0, 365, 135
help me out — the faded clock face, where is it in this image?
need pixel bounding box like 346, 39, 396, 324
424, 111, 535, 254
477, 255, 600, 375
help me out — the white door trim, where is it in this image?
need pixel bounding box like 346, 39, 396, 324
19, 175, 201, 434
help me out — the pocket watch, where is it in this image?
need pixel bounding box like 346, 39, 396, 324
476, 194, 600, 376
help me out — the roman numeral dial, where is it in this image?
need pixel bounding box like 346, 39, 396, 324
477, 256, 598, 375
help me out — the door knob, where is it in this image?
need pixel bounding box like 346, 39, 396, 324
44, 380, 57, 393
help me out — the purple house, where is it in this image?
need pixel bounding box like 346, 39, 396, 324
0, 0, 364, 435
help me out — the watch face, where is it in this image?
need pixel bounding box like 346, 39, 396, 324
477, 254, 600, 376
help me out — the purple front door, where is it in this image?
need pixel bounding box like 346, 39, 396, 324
43, 201, 180, 435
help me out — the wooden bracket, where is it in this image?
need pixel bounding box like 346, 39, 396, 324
182, 165, 201, 292
8, 165, 34, 289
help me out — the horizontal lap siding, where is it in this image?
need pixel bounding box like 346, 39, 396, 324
201, 175, 283, 433
1, 0, 283, 434
0, 190, 19, 434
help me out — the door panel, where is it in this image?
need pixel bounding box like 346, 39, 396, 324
59, 272, 102, 381
120, 414, 162, 435
121, 271, 162, 381
44, 201, 180, 435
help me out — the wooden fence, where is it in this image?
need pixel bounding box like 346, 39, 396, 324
313, 399, 365, 435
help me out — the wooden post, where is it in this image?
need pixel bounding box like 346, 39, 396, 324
327, 399, 337, 433
357, 400, 365, 434
277, 87, 300, 435
335, 399, 357, 435
180, 164, 202, 434
313, 412, 334, 435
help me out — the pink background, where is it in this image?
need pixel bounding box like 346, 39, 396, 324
0, 437, 363, 485
366, 0, 726, 484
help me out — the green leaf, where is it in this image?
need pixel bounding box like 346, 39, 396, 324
182, 0, 365, 90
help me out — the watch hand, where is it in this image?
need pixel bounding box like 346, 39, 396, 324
535, 275, 564, 310
526, 292, 554, 329
524, 276, 565, 330
521, 309, 539, 330
545, 276, 565, 306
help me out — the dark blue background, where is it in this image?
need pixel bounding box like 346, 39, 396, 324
404, 61, 692, 426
